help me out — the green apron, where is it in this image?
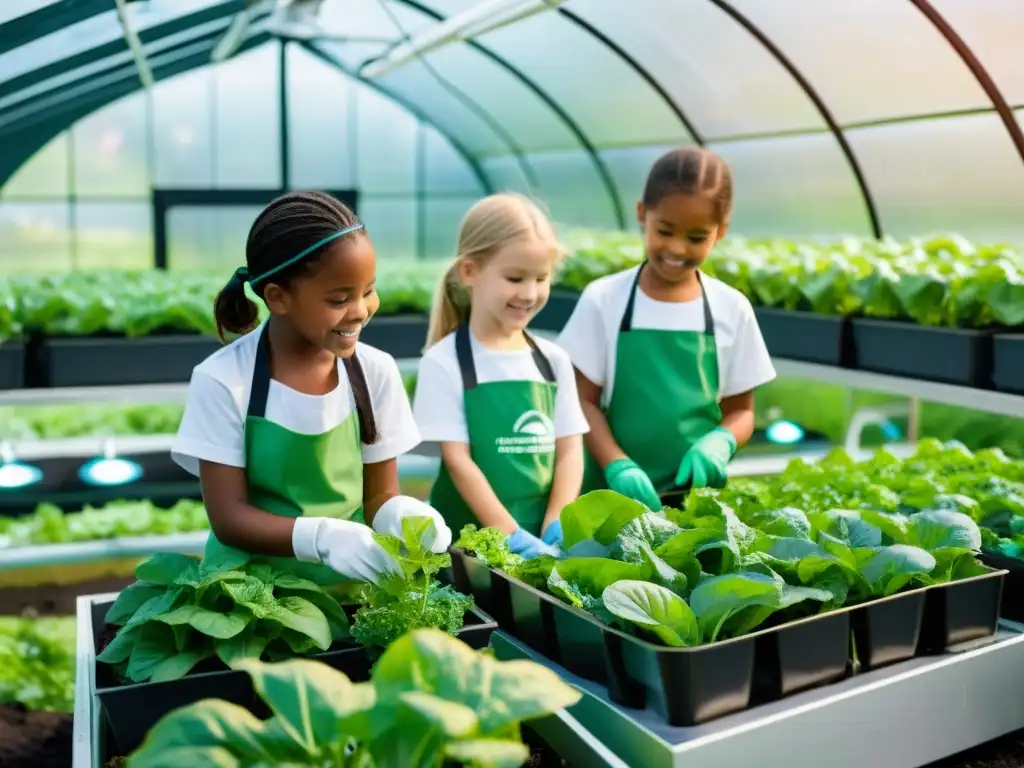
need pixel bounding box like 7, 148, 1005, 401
582, 265, 722, 497
203, 323, 367, 584
429, 324, 557, 537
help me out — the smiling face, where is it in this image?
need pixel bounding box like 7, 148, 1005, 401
461, 238, 555, 337
262, 235, 379, 358
637, 192, 728, 286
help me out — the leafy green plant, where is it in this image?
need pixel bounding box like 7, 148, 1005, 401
127, 627, 582, 768
98, 553, 352, 684
0, 616, 76, 712
0, 498, 208, 549
350, 516, 472, 651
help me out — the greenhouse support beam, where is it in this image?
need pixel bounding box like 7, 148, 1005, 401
302, 43, 497, 197
0, 0, 112, 55
909, 0, 1024, 170
704, 0, 882, 240
388, 0, 626, 229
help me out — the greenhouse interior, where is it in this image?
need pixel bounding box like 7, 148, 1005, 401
2, 0, 1024, 766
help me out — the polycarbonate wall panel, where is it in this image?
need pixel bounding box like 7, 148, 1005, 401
212, 45, 282, 188
932, 0, 1024, 105
468, 10, 689, 146
356, 87, 418, 195
729, 0, 989, 124
152, 68, 215, 187
525, 150, 619, 229
72, 94, 149, 197
74, 201, 152, 270
568, 0, 822, 138
286, 45, 355, 189
360, 198, 417, 261
424, 129, 483, 194
423, 197, 477, 260
166, 206, 263, 273
0, 202, 70, 272
599, 144, 684, 229
710, 133, 873, 239
0, 132, 69, 199
480, 155, 532, 195
846, 113, 1024, 244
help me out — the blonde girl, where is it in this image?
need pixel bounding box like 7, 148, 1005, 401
412, 193, 589, 558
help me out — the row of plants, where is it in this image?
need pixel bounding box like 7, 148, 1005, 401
0, 615, 76, 714
0, 403, 185, 441
456, 469, 990, 650
2, 232, 1022, 342
0, 499, 209, 550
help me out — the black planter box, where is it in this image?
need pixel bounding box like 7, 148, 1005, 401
850, 588, 926, 670
31, 334, 221, 388
992, 334, 1024, 395
0, 340, 25, 389
93, 598, 498, 755
449, 549, 852, 726
918, 568, 1006, 651
754, 307, 852, 366
360, 314, 430, 358
532, 290, 581, 333
850, 318, 994, 387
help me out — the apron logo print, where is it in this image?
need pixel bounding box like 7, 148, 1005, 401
496, 410, 556, 454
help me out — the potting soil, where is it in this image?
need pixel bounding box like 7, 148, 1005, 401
0, 702, 71, 768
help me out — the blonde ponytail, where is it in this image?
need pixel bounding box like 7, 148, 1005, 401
425, 260, 470, 351
423, 192, 563, 351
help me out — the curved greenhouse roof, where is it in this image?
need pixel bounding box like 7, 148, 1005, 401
1, 0, 1023, 272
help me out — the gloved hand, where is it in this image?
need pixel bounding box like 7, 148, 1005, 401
508, 527, 560, 560
604, 458, 661, 510
371, 495, 453, 553
541, 519, 563, 548
292, 517, 401, 585
675, 427, 737, 489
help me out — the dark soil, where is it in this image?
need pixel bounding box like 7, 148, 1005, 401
0, 576, 136, 616
97, 622, 119, 656
0, 703, 72, 768
522, 726, 571, 768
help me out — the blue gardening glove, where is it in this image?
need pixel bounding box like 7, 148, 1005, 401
541, 519, 563, 548
508, 527, 560, 560
604, 458, 662, 510
675, 427, 737, 490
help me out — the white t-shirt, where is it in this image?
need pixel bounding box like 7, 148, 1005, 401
557, 266, 777, 408
412, 330, 590, 455
171, 324, 421, 476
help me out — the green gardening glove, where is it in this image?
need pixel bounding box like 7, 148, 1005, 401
605, 458, 662, 510
675, 427, 737, 490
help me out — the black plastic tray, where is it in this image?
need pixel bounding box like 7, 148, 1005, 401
449, 549, 851, 726
93, 598, 498, 754
0, 340, 25, 390
850, 318, 994, 387
918, 568, 1006, 651
30, 334, 220, 387
754, 307, 853, 366
850, 588, 927, 670
980, 552, 1024, 622
360, 314, 430, 359
532, 290, 581, 333
992, 334, 1024, 395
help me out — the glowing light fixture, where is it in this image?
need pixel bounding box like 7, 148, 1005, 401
78, 440, 143, 487
0, 442, 42, 490
765, 419, 805, 446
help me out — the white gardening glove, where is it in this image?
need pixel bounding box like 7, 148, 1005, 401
371, 495, 452, 554
292, 517, 401, 585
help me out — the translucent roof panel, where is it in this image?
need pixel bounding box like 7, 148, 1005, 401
525, 149, 620, 228
709, 133, 874, 239
0, 1, 227, 83
0, 0, 59, 26
729, 0, 989, 125
846, 112, 1024, 243
427, 0, 689, 147
567, 0, 824, 139
932, 0, 1024, 104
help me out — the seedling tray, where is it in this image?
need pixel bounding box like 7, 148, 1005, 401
980, 552, 1024, 622
449, 549, 852, 726
91, 596, 498, 755
850, 318, 994, 387
359, 314, 430, 359
30, 333, 220, 387
992, 333, 1024, 395
0, 340, 25, 389
849, 587, 926, 670
918, 567, 1006, 651
754, 308, 852, 366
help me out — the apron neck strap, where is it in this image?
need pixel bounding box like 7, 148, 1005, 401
249, 324, 272, 419
454, 324, 556, 391
620, 263, 716, 337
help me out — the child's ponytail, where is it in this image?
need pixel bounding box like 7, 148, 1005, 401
214, 268, 260, 344
424, 259, 469, 351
